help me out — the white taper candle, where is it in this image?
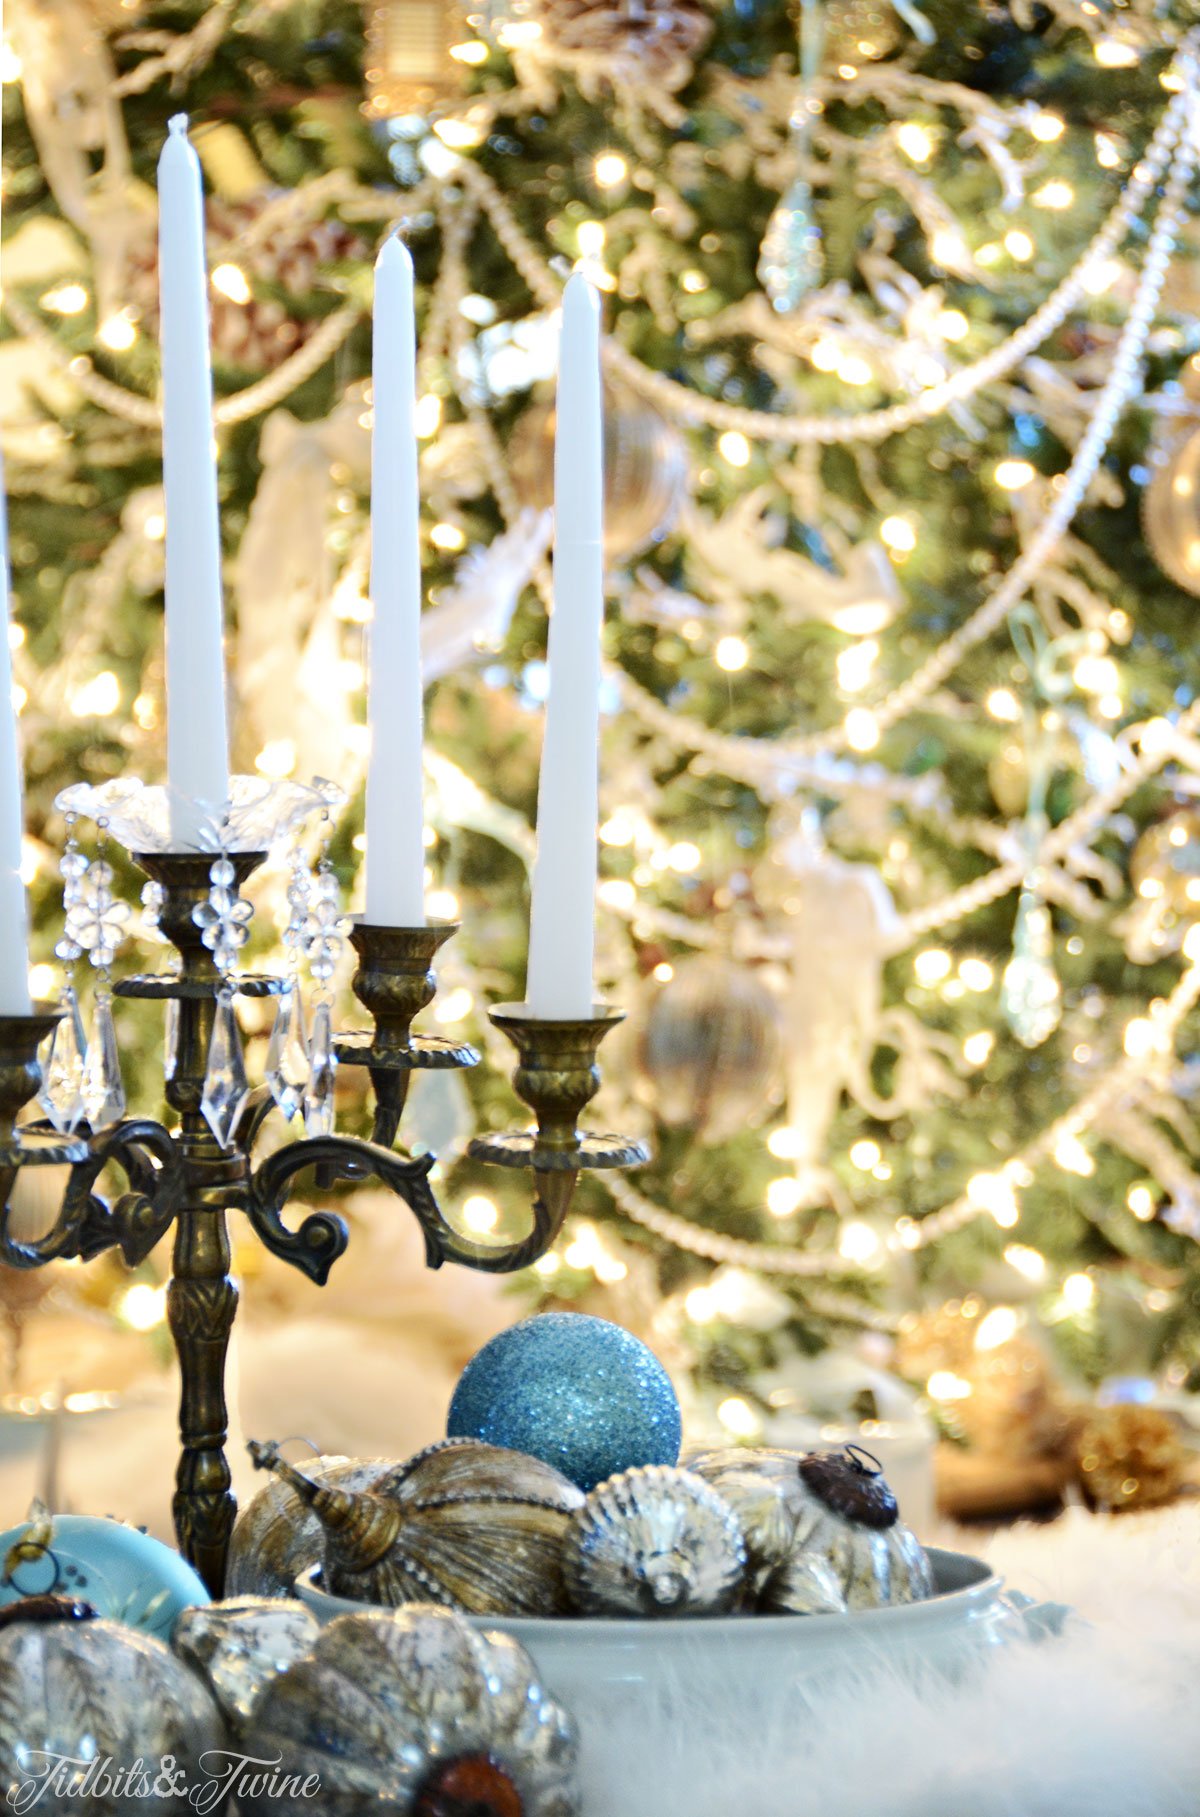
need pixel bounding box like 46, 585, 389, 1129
157, 115, 229, 847
364, 234, 427, 927
0, 462, 30, 1014
525, 272, 605, 1018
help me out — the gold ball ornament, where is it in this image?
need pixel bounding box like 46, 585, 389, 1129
1075, 1403, 1187, 1512
822, 0, 902, 64
362, 0, 469, 119
1130, 807, 1200, 919
509, 380, 689, 561
634, 955, 782, 1146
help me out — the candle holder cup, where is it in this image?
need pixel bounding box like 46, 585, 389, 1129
469, 1003, 649, 1246
0, 783, 647, 1594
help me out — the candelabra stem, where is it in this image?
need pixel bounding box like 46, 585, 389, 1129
167, 1189, 238, 1595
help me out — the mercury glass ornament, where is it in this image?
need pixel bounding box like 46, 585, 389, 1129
563, 1464, 747, 1618
241, 1604, 579, 1816
510, 380, 688, 561
690, 1446, 932, 1612
173, 1596, 321, 1731
447, 1313, 682, 1492
226, 1455, 396, 1598
0, 1596, 223, 1810
635, 956, 781, 1146
247, 1435, 583, 1617
678, 1459, 796, 1589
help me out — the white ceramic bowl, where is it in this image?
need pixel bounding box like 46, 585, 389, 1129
296, 1550, 1036, 1811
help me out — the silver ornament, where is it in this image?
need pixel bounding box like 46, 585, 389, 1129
758, 177, 824, 313
226, 1453, 395, 1597
248, 1436, 583, 1617
680, 1461, 796, 1589
635, 957, 782, 1145
758, 1548, 847, 1616
692, 1446, 931, 1612
0, 1598, 223, 1811
563, 1464, 747, 1618
173, 1595, 321, 1731
242, 1604, 579, 1815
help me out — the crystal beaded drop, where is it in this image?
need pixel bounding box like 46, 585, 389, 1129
81, 991, 126, 1129
758, 175, 824, 312
266, 985, 310, 1123
200, 987, 251, 1150
68, 856, 132, 970
303, 999, 338, 1137
304, 865, 349, 986
141, 879, 166, 941
193, 855, 253, 977
37, 985, 88, 1133
1001, 887, 1062, 1049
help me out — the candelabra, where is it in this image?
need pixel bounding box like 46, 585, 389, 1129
0, 779, 646, 1595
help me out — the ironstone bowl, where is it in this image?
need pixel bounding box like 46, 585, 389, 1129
295, 1550, 1068, 1815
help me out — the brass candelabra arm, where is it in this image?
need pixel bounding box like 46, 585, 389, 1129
0, 1115, 184, 1272
335, 921, 478, 1148
468, 1004, 650, 1245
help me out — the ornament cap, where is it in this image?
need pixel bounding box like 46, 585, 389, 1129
797, 1447, 898, 1530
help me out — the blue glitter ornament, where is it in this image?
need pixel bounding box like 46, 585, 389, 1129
447, 1313, 682, 1492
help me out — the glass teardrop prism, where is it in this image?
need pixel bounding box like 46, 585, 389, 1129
81, 994, 126, 1129
266, 985, 310, 1123
200, 989, 251, 1150
303, 1000, 338, 1138
37, 987, 88, 1133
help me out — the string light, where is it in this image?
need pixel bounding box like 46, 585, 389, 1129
461, 1194, 499, 1234
1095, 36, 1138, 68
927, 1370, 972, 1401
1033, 180, 1074, 210
975, 1306, 1020, 1350
0, 42, 21, 83
41, 283, 88, 316
963, 1030, 995, 1066
849, 1139, 881, 1170
1127, 1184, 1157, 1220
880, 515, 917, 552
449, 38, 489, 64
1030, 112, 1065, 142
426, 887, 460, 919
895, 121, 936, 164
120, 1283, 167, 1331
1004, 230, 1035, 262
913, 948, 952, 986
844, 708, 880, 752
1004, 1243, 1047, 1281
959, 958, 994, 991
97, 312, 138, 352
767, 1127, 803, 1160
415, 394, 443, 438
714, 635, 749, 672
717, 430, 751, 468
430, 521, 467, 551
593, 152, 629, 189
986, 687, 1022, 721
938, 308, 970, 342
69, 671, 120, 718
717, 1396, 762, 1439
211, 263, 251, 305
836, 639, 879, 693
680, 269, 708, 294
1053, 1131, 1095, 1176
576, 220, 606, 259
254, 739, 296, 779
1095, 131, 1122, 169
994, 458, 1036, 490
27, 962, 56, 1000
766, 1177, 804, 1218
967, 1171, 1020, 1227
1061, 1272, 1095, 1310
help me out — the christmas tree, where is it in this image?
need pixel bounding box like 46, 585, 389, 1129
4, 0, 1200, 1466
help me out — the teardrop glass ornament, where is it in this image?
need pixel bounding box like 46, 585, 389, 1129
81, 993, 126, 1128
758, 175, 824, 313
200, 988, 251, 1150
303, 1000, 338, 1138
266, 985, 310, 1123
1001, 887, 1062, 1049
37, 986, 88, 1133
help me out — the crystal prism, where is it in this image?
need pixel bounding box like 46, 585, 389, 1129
200, 990, 251, 1150
37, 987, 88, 1133
266, 986, 310, 1123
758, 176, 824, 313
303, 1000, 338, 1138
81, 994, 126, 1129
163, 995, 180, 1083
1001, 888, 1062, 1049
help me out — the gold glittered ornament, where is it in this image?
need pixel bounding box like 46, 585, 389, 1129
531, 0, 714, 86
363, 0, 469, 119
634, 955, 782, 1146
509, 380, 688, 561
1142, 356, 1200, 597
1130, 807, 1200, 919
1075, 1403, 1187, 1512
895, 1304, 1073, 1464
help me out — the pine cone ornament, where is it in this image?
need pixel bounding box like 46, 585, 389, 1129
533, 0, 713, 85
127, 197, 367, 372
1075, 1404, 1187, 1512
